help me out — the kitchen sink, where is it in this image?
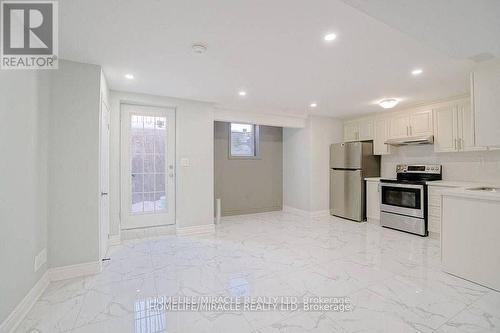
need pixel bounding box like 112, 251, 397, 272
466, 187, 500, 192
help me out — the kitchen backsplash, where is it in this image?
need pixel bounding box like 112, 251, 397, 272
381, 145, 500, 183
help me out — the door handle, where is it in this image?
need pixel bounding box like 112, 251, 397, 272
101, 192, 108, 196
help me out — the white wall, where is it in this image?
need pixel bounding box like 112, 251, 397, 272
47, 60, 102, 267
382, 145, 500, 183
310, 116, 344, 212
0, 71, 48, 323
214, 108, 306, 128
283, 115, 343, 213
108, 91, 215, 235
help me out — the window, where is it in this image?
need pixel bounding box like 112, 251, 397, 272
230, 123, 259, 157
130, 115, 167, 214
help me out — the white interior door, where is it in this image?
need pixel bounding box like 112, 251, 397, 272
121, 104, 176, 229
99, 100, 110, 259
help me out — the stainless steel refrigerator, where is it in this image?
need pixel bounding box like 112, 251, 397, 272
330, 142, 380, 221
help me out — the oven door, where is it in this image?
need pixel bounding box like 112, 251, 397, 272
380, 183, 424, 218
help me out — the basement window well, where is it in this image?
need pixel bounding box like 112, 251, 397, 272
230, 123, 260, 158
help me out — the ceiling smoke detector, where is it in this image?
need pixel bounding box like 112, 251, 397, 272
192, 43, 207, 54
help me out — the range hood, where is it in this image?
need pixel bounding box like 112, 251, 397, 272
385, 135, 434, 146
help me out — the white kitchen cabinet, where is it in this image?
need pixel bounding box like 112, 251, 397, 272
459, 100, 486, 151
389, 110, 433, 139
434, 105, 458, 152
433, 99, 485, 153
472, 59, 500, 147
344, 121, 359, 142
366, 179, 380, 222
427, 186, 447, 235
343, 119, 374, 142
409, 109, 433, 136
442, 191, 500, 291
388, 113, 410, 139
358, 119, 374, 141
373, 118, 391, 155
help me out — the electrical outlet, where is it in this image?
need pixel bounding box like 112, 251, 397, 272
34, 248, 47, 272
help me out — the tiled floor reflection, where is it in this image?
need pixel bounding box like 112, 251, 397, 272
15, 212, 500, 332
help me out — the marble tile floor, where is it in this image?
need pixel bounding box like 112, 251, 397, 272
15, 212, 500, 332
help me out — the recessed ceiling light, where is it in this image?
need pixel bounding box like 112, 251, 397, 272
125, 73, 134, 80
238, 90, 247, 97
324, 33, 337, 42
411, 68, 423, 75
310, 102, 318, 108
378, 98, 399, 109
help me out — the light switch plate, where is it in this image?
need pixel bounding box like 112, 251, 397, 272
181, 158, 190, 167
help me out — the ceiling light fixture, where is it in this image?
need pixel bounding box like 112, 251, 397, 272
125, 73, 134, 80
378, 98, 399, 109
310, 102, 318, 108
324, 33, 337, 42
238, 90, 247, 97
192, 43, 207, 54
411, 68, 423, 75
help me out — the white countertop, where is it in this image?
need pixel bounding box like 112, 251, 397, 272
364, 177, 383, 181
425, 180, 494, 188
442, 186, 500, 202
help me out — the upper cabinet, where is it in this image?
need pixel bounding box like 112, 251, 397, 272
343, 118, 374, 142
373, 118, 391, 155
342, 94, 494, 154
409, 110, 433, 136
433, 99, 485, 153
471, 60, 500, 147
388, 109, 432, 139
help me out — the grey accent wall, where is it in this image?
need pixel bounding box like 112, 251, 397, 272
214, 122, 283, 216
47, 60, 101, 267
0, 70, 49, 324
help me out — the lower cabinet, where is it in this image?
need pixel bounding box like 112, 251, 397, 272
366, 179, 380, 221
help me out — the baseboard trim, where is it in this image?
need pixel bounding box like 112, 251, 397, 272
108, 234, 121, 246
49, 261, 102, 282
310, 210, 330, 218
176, 224, 215, 236
282, 205, 311, 217
283, 206, 330, 218
0, 271, 50, 333
0, 260, 102, 333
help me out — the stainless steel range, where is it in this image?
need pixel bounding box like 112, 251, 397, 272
380, 164, 442, 236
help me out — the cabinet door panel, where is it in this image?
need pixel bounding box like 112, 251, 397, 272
389, 114, 410, 139
459, 101, 487, 151
366, 181, 380, 221
358, 120, 374, 141
344, 122, 359, 142
374, 118, 390, 155
434, 105, 458, 152
410, 110, 433, 136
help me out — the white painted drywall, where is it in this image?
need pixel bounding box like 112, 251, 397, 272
108, 91, 215, 236
0, 71, 48, 323
47, 60, 101, 267
283, 116, 343, 213
310, 116, 344, 212
214, 108, 306, 128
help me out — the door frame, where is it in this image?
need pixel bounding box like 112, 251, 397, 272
119, 103, 177, 230
98, 97, 110, 260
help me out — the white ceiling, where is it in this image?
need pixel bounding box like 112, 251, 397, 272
59, 0, 496, 118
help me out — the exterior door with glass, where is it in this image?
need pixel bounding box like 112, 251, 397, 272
120, 104, 176, 229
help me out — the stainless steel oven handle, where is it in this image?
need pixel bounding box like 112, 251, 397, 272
380, 183, 424, 190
